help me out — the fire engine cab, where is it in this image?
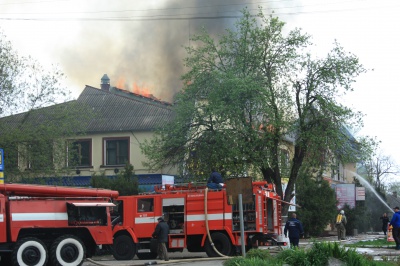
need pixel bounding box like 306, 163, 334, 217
0, 183, 119, 266
111, 180, 285, 260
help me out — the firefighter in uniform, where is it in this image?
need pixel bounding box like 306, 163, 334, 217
207, 169, 224, 190
152, 217, 169, 261
390, 206, 400, 250
284, 213, 304, 248
336, 210, 347, 241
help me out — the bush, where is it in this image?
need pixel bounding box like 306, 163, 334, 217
276, 249, 310, 266
223, 256, 282, 266
91, 163, 139, 195
296, 171, 337, 237
273, 241, 386, 266
306, 242, 330, 265
342, 202, 369, 235
246, 248, 272, 260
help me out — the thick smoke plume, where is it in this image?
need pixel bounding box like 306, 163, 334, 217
59, 0, 268, 102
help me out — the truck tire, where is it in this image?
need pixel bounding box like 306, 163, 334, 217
204, 232, 232, 257
50, 235, 86, 266
12, 237, 48, 266
113, 235, 136, 260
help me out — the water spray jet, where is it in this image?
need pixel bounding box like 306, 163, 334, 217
349, 171, 394, 213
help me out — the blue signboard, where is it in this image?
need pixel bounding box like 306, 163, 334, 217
0, 148, 3, 171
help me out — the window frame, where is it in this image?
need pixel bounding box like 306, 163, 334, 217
26, 141, 54, 170
102, 137, 130, 166
67, 139, 92, 168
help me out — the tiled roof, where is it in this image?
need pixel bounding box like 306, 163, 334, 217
0, 101, 80, 132
0, 86, 174, 134
77, 86, 174, 133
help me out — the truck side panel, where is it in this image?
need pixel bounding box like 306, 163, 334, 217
186, 191, 232, 235
9, 200, 68, 242
131, 195, 157, 238
8, 199, 113, 244
0, 195, 6, 243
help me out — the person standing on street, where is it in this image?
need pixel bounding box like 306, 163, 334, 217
335, 210, 347, 241
284, 213, 304, 248
380, 213, 390, 236
390, 207, 400, 250
152, 217, 169, 261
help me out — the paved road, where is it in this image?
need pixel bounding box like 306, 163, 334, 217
83, 233, 395, 266
83, 252, 227, 266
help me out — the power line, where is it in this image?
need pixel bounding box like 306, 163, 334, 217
0, 15, 244, 21
0, 0, 383, 15
0, 0, 69, 5
0, 0, 398, 21
0, 4, 399, 22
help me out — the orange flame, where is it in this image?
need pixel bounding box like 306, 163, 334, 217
115, 76, 156, 98
116, 77, 126, 89
132, 82, 151, 98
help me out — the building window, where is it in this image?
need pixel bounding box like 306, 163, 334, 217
104, 138, 129, 166
3, 145, 18, 170
331, 159, 343, 181
68, 139, 92, 167
26, 142, 53, 170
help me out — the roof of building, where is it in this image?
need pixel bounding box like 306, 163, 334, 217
0, 85, 174, 134
77, 86, 174, 133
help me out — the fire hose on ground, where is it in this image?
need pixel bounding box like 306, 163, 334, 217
86, 256, 228, 266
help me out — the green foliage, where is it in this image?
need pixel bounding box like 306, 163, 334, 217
306, 242, 331, 265
91, 163, 139, 196
246, 248, 272, 260
342, 202, 370, 234
0, 30, 71, 117
274, 242, 386, 266
363, 185, 392, 233
140, 7, 370, 216
223, 256, 282, 266
225, 241, 396, 266
296, 171, 337, 236
0, 30, 93, 180
345, 238, 395, 247
276, 249, 310, 266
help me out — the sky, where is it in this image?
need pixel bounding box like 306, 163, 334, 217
1, 0, 399, 182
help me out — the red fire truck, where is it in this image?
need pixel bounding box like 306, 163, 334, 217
111, 181, 286, 260
0, 183, 119, 266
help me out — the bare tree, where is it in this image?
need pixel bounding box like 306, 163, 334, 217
359, 147, 400, 191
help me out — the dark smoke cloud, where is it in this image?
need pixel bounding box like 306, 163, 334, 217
57, 1, 271, 102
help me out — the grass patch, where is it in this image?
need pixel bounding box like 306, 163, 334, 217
345, 238, 396, 247
223, 242, 398, 266
223, 249, 282, 266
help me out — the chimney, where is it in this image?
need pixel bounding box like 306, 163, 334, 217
394, 191, 397, 198
100, 74, 110, 91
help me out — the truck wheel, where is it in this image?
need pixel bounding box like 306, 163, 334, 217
136, 252, 157, 260
12, 237, 48, 266
50, 235, 86, 266
113, 235, 136, 260
204, 232, 232, 257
